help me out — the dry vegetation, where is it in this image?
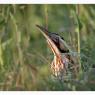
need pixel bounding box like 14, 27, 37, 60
0, 4, 95, 90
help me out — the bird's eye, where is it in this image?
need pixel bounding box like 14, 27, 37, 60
56, 38, 59, 42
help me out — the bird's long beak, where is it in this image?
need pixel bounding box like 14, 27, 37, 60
36, 25, 61, 57
36, 25, 48, 34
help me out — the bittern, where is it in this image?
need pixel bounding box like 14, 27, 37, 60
36, 25, 74, 78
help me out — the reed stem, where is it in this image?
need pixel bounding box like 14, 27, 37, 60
76, 4, 82, 74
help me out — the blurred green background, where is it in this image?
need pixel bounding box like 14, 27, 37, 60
0, 4, 95, 91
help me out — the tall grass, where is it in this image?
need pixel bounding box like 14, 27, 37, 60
75, 4, 82, 77
0, 4, 95, 90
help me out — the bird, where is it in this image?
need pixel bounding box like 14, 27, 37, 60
36, 25, 75, 79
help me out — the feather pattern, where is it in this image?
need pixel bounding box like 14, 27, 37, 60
36, 25, 72, 77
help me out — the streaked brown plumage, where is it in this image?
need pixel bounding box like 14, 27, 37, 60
36, 25, 74, 78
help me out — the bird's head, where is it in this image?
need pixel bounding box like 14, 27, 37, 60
36, 24, 61, 57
